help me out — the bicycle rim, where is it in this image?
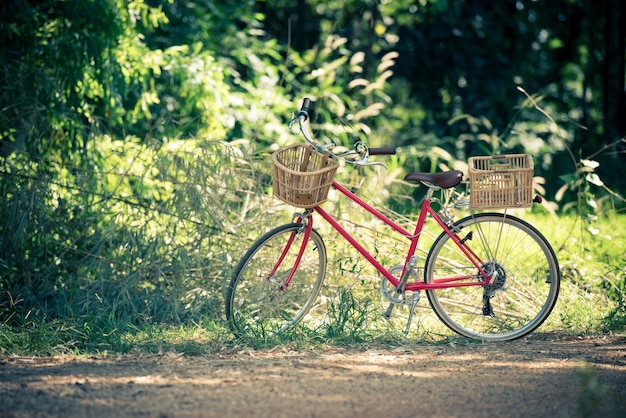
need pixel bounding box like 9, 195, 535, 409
226, 223, 327, 337
425, 213, 560, 341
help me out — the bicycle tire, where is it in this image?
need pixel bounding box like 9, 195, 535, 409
225, 223, 327, 337
424, 213, 560, 341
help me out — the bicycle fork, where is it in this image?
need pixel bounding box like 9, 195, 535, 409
268, 218, 313, 290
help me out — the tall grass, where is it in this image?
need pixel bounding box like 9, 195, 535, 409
0, 135, 274, 354
1, 134, 624, 356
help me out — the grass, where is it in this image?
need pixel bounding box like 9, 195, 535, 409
533, 211, 626, 334
2, 211, 624, 357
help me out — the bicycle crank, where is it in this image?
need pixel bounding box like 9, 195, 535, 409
381, 264, 420, 306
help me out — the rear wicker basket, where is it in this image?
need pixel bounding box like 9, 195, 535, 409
468, 154, 534, 209
272, 144, 339, 208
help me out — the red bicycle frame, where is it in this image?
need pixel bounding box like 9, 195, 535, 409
279, 179, 495, 291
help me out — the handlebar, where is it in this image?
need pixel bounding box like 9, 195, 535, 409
288, 98, 396, 167
369, 148, 396, 155
297, 98, 311, 121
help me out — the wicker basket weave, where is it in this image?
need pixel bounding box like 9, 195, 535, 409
468, 154, 534, 209
272, 144, 339, 208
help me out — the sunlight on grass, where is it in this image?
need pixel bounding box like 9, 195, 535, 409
1, 212, 623, 356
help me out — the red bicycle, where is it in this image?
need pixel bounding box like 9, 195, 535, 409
225, 98, 560, 342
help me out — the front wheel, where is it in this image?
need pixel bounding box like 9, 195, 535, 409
424, 213, 560, 341
225, 223, 327, 337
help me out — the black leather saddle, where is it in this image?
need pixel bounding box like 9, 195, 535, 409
404, 170, 464, 189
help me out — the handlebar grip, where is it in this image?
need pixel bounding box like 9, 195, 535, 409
369, 147, 396, 156
297, 98, 311, 121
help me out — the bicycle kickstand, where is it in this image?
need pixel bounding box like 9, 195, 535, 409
404, 292, 420, 339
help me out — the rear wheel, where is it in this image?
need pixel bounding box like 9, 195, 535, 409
424, 213, 560, 341
225, 223, 327, 337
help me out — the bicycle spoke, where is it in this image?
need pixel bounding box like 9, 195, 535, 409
226, 223, 327, 337
425, 213, 560, 341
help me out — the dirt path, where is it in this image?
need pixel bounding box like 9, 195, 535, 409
1, 336, 625, 418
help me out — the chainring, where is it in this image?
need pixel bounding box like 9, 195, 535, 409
381, 264, 420, 306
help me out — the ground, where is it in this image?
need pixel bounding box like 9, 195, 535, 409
1, 335, 625, 418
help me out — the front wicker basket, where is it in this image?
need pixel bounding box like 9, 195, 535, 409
272, 144, 339, 208
468, 154, 534, 209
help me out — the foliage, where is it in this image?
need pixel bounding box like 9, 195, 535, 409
555, 140, 626, 215
0, 136, 265, 326
0, 0, 624, 355
0, 0, 122, 157
542, 213, 626, 334
322, 286, 374, 341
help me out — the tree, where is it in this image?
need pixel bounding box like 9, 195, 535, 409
257, 0, 625, 196
602, 0, 625, 148
0, 0, 122, 157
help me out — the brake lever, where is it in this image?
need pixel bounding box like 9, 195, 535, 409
354, 160, 388, 169
334, 149, 358, 158
336, 146, 388, 168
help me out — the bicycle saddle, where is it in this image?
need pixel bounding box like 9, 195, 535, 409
404, 170, 464, 189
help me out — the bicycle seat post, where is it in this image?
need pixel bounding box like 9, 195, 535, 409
423, 184, 439, 201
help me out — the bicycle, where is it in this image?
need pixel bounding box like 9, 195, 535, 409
225, 98, 561, 342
